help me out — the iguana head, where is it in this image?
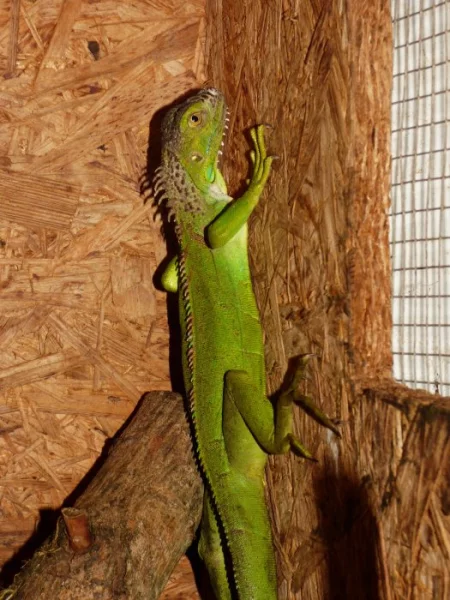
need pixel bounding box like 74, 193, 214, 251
155, 88, 229, 216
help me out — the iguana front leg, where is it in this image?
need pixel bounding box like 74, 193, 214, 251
161, 256, 178, 292
206, 125, 275, 249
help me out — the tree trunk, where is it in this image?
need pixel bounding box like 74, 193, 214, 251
7, 392, 203, 600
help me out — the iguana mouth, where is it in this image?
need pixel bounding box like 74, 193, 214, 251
194, 87, 228, 168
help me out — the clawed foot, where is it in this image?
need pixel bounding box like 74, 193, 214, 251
281, 354, 341, 460
288, 433, 317, 462
246, 124, 277, 190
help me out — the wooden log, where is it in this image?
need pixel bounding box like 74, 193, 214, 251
7, 391, 203, 600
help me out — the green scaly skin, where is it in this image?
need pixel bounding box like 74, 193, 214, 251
155, 89, 337, 600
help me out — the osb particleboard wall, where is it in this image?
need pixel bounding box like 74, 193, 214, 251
204, 2, 449, 599
0, 0, 205, 566
2, 2, 449, 600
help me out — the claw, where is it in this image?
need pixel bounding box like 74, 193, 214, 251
282, 354, 341, 438
288, 434, 317, 462
293, 393, 342, 438
284, 354, 315, 391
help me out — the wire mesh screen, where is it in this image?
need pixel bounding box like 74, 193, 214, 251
390, 0, 449, 396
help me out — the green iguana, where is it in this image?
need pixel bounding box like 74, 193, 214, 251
155, 88, 338, 600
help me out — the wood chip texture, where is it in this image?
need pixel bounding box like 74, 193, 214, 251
1, 1, 449, 600
0, 0, 205, 579
205, 1, 450, 599
4, 392, 203, 600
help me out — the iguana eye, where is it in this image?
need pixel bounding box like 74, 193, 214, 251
188, 112, 203, 127
191, 152, 203, 162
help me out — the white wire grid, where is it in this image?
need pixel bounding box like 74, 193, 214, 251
390, 0, 450, 396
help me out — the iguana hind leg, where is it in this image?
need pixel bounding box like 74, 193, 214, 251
224, 356, 338, 459
283, 355, 341, 438
223, 369, 308, 457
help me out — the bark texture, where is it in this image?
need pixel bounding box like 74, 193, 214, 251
6, 392, 203, 600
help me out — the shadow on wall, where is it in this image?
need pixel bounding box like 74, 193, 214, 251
314, 458, 383, 600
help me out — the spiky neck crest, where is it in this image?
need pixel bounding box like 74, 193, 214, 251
154, 88, 230, 220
